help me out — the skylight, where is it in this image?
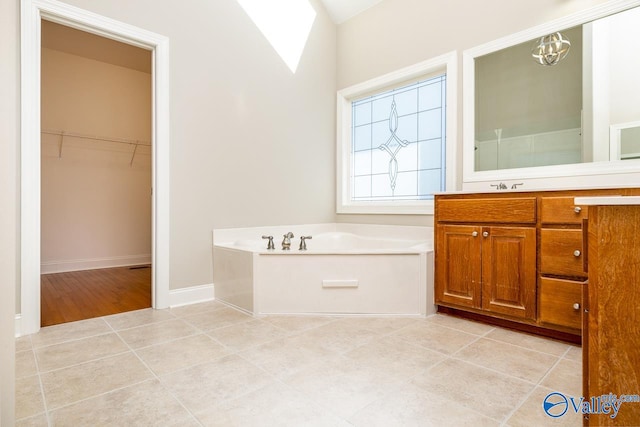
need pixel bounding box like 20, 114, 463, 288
236, 0, 316, 73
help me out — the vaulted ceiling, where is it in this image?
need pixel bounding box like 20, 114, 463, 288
319, 0, 384, 24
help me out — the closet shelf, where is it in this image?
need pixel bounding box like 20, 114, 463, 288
41, 128, 151, 165
41, 129, 151, 146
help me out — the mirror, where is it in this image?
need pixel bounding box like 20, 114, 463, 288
463, 3, 640, 187
474, 25, 583, 171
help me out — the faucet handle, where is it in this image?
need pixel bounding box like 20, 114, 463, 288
299, 235, 312, 251
261, 235, 275, 250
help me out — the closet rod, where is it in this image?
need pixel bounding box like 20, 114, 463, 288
41, 129, 151, 147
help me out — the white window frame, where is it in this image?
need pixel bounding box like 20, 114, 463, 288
336, 51, 457, 215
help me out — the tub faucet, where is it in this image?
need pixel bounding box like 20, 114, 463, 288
281, 232, 294, 250
262, 235, 275, 250
299, 236, 312, 251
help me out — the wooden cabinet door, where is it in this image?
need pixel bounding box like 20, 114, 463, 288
435, 225, 482, 309
481, 226, 536, 320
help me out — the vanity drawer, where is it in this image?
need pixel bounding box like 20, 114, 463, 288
540, 229, 586, 277
436, 198, 536, 223
539, 277, 584, 330
540, 197, 588, 224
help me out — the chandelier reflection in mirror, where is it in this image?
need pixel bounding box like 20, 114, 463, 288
531, 32, 571, 66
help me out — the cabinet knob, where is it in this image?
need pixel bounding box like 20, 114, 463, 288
471, 231, 478, 237
482, 231, 489, 237
573, 250, 581, 257
573, 303, 580, 310
574, 206, 582, 213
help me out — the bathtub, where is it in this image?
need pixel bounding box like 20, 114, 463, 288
212, 224, 435, 317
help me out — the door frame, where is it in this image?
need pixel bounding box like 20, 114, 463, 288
20, 0, 170, 335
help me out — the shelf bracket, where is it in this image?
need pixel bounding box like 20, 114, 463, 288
58, 131, 64, 159
130, 141, 139, 167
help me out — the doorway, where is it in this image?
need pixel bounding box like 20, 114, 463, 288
40, 21, 152, 326
21, 0, 170, 335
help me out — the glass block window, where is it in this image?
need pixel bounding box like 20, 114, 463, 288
351, 74, 446, 202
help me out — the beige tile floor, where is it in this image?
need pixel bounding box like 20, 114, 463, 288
15, 302, 583, 426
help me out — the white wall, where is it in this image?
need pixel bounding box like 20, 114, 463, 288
0, 0, 17, 423
336, 0, 613, 226
41, 48, 152, 273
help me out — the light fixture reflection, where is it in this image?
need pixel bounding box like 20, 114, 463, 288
531, 32, 571, 66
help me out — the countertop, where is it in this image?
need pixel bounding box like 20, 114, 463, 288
434, 183, 640, 196
574, 196, 640, 205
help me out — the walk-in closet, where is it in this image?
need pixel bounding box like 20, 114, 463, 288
40, 21, 153, 326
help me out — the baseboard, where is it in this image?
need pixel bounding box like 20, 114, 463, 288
169, 283, 215, 308
40, 254, 152, 274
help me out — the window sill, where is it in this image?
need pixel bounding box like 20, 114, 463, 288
337, 201, 434, 215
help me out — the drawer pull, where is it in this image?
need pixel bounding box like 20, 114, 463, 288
482, 231, 489, 237
574, 206, 582, 213
573, 303, 580, 310
573, 250, 581, 257
471, 231, 478, 237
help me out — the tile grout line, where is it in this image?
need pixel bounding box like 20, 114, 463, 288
348, 319, 498, 423
498, 351, 570, 427
42, 378, 156, 418
29, 318, 114, 350
30, 331, 113, 350
425, 316, 498, 337
28, 318, 111, 426
34, 347, 133, 376
432, 319, 577, 419
481, 334, 573, 358
446, 353, 546, 389
109, 306, 321, 424
499, 345, 577, 426
357, 347, 505, 425
31, 344, 52, 427
536, 345, 581, 397
108, 318, 206, 427
14, 334, 48, 425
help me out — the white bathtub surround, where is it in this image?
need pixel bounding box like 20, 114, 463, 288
213, 224, 434, 317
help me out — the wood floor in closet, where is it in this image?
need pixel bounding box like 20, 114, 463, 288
41, 266, 152, 327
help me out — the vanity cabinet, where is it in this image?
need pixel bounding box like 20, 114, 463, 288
578, 199, 640, 426
435, 197, 537, 321
435, 188, 640, 340
436, 224, 536, 320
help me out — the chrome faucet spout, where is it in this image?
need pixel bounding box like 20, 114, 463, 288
281, 232, 294, 250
